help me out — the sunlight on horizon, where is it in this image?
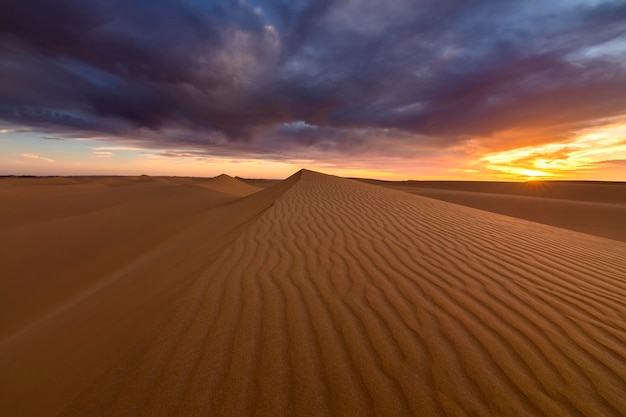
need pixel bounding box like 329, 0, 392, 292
479, 120, 626, 180
2, 119, 626, 181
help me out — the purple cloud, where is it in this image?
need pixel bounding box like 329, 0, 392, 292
1, 0, 625, 159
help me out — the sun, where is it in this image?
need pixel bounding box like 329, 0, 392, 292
520, 168, 551, 181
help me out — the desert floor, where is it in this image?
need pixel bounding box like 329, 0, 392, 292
1, 170, 625, 416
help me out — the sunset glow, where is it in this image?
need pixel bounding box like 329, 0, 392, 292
479, 120, 626, 180
1, 1, 625, 181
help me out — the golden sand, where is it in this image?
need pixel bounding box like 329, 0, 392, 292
1, 171, 625, 416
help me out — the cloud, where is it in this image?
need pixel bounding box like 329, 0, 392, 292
0, 0, 625, 162
92, 151, 113, 158
93, 146, 142, 151
598, 159, 626, 166
22, 153, 54, 162
479, 119, 626, 178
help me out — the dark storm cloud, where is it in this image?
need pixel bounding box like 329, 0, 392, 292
1, 0, 625, 157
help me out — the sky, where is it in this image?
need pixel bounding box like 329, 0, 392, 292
1, 0, 626, 180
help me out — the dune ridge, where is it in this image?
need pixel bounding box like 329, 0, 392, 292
49, 170, 626, 417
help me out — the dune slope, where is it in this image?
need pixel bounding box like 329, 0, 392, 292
360, 179, 626, 242
0, 178, 235, 338
44, 170, 626, 417
404, 188, 626, 242
0, 175, 294, 417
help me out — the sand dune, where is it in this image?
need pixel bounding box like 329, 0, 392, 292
360, 179, 626, 205
0, 174, 261, 341
1, 171, 625, 417
0, 174, 295, 417
192, 174, 262, 196
363, 180, 626, 242
236, 177, 281, 189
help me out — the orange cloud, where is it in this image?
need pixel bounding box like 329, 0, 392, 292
22, 153, 54, 163
93, 151, 113, 158
478, 119, 626, 180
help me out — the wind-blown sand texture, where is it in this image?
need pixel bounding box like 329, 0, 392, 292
0, 174, 260, 340
1, 170, 625, 417
361, 180, 626, 243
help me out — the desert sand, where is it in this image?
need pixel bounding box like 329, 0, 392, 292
358, 179, 626, 243
1, 170, 625, 417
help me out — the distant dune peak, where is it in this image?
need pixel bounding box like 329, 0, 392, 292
213, 173, 234, 180
191, 173, 262, 197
